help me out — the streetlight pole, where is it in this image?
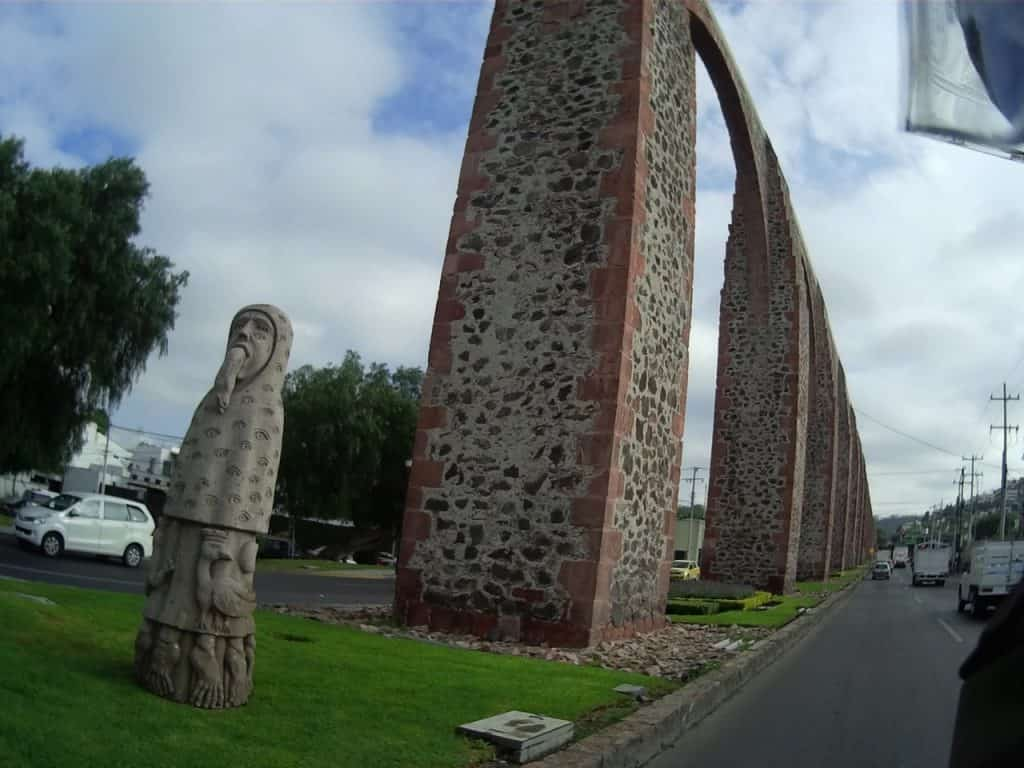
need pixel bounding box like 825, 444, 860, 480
99, 420, 111, 495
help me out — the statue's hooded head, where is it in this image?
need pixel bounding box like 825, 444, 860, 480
215, 304, 292, 409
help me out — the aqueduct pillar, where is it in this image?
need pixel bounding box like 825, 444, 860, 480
397, 0, 868, 645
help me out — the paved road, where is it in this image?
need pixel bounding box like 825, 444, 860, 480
0, 533, 393, 607
652, 566, 984, 768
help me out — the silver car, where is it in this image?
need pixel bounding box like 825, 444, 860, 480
15, 492, 154, 568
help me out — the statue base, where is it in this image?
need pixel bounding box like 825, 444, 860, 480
134, 619, 255, 709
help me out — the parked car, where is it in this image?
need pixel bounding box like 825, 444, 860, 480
14, 492, 154, 568
671, 559, 700, 580
3, 488, 57, 514
256, 534, 294, 559
872, 561, 892, 580
376, 551, 397, 566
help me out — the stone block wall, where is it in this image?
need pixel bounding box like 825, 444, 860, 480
397, 0, 874, 645
606, 0, 696, 633
797, 271, 838, 581
396, 0, 703, 647
830, 370, 852, 573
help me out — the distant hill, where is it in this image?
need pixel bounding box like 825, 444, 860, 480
875, 514, 919, 536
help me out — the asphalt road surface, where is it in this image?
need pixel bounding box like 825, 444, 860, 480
651, 565, 985, 768
0, 532, 394, 607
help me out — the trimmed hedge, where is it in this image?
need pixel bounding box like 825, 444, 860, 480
714, 591, 774, 612
667, 580, 755, 600
665, 591, 773, 617
665, 599, 720, 616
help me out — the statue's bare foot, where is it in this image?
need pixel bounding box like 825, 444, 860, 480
146, 668, 175, 698
147, 626, 181, 697
189, 635, 224, 709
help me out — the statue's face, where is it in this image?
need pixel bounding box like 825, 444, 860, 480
228, 310, 275, 380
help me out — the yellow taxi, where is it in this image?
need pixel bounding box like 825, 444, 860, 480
670, 559, 700, 580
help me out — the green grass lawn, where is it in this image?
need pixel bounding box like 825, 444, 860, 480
0, 579, 673, 768
668, 594, 820, 628
795, 567, 866, 596
255, 558, 390, 574
0, 513, 12, 528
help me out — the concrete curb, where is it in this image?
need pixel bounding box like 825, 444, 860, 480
531, 578, 863, 767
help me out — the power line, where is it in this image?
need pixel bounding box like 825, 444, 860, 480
868, 469, 960, 476
854, 408, 1004, 474
854, 408, 962, 459
109, 423, 185, 442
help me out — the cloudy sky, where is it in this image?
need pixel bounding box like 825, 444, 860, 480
3, 1, 1022, 519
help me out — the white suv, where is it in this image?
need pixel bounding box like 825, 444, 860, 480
14, 492, 154, 568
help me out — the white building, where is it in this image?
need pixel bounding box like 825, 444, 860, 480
56, 422, 134, 493
674, 518, 705, 563
124, 442, 179, 493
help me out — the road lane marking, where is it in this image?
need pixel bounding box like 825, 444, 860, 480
0, 562, 139, 586
938, 618, 964, 644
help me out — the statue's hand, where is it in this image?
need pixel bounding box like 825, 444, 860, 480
217, 393, 230, 413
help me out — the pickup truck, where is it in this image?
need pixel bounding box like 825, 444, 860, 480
957, 541, 1024, 617
911, 544, 950, 586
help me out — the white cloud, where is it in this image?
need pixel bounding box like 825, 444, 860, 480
3, 0, 1021, 521
683, 1, 1024, 518
0, 1, 483, 437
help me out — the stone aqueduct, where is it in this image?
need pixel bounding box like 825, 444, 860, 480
395, 0, 875, 647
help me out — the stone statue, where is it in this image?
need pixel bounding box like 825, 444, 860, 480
134, 304, 292, 708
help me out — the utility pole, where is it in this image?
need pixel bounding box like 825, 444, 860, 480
962, 455, 983, 544
991, 383, 1020, 540
682, 467, 705, 563
954, 467, 965, 564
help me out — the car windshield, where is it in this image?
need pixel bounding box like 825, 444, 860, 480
46, 493, 81, 511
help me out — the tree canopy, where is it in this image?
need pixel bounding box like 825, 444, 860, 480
276, 352, 422, 533
677, 503, 706, 520
0, 136, 188, 473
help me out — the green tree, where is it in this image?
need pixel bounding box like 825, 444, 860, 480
0, 136, 188, 474
276, 353, 421, 536
676, 503, 706, 520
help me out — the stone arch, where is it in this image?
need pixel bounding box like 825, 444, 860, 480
395, 0, 867, 646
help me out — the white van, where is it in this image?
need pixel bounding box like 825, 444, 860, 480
957, 540, 1024, 617
14, 492, 154, 568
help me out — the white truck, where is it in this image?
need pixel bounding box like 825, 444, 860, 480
911, 544, 950, 586
957, 540, 1024, 617
892, 545, 909, 568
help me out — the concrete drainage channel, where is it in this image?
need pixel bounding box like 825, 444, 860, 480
515, 581, 861, 767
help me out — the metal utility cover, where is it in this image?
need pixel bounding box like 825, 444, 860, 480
457, 711, 574, 763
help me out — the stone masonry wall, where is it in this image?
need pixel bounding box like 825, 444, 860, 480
830, 369, 852, 573
397, 0, 668, 647
845, 421, 861, 567
701, 145, 810, 595
397, 0, 873, 646
797, 271, 838, 581
606, 0, 696, 634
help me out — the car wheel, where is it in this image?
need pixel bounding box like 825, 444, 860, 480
971, 593, 986, 619
41, 532, 63, 558
123, 543, 144, 569
937, 580, 945, 587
